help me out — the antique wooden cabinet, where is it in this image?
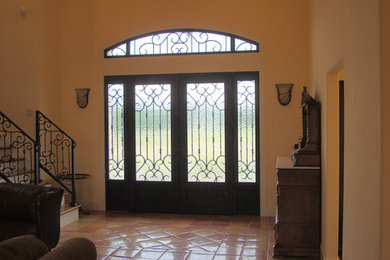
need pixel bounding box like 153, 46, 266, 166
274, 88, 321, 258
273, 157, 321, 258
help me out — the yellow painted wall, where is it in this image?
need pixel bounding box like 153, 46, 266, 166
0, 0, 62, 134
380, 0, 390, 259
325, 65, 343, 260
310, 0, 381, 259
37, 0, 62, 121
58, 0, 311, 212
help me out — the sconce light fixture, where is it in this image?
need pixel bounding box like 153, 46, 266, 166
275, 83, 293, 106
75, 88, 90, 109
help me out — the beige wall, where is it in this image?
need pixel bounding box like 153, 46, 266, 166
380, 0, 390, 259
0, 0, 62, 134
58, 0, 311, 213
310, 0, 381, 259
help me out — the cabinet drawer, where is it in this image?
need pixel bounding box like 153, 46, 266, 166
277, 169, 320, 186
275, 222, 320, 248
277, 186, 320, 223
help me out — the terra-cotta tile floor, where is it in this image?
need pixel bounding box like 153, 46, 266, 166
59, 211, 314, 260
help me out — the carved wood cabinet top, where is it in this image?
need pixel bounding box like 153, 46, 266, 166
276, 157, 320, 170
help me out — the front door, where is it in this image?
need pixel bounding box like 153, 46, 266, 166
105, 72, 259, 215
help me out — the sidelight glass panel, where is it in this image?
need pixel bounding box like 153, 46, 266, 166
107, 84, 125, 180
237, 80, 256, 183
135, 84, 171, 182
187, 83, 225, 183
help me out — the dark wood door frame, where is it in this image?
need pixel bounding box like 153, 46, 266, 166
339, 80, 344, 259
105, 72, 260, 215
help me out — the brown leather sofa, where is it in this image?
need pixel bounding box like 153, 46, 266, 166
0, 235, 97, 260
0, 183, 63, 249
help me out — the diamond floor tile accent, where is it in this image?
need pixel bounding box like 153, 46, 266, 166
59, 211, 318, 260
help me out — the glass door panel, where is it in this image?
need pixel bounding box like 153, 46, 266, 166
237, 80, 256, 183
135, 84, 172, 182
186, 83, 225, 183
107, 84, 125, 180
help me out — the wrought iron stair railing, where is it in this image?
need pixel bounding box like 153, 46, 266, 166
0, 111, 39, 184
36, 111, 77, 206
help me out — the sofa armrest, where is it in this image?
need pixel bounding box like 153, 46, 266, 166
0, 235, 48, 260
0, 183, 64, 249
40, 237, 97, 260
36, 186, 64, 249
0, 183, 44, 221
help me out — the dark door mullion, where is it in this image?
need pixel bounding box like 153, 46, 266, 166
255, 76, 260, 187
225, 75, 238, 214
180, 75, 189, 213
171, 76, 184, 213
125, 79, 136, 211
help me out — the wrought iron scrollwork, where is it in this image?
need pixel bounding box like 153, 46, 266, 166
0, 111, 38, 184
106, 43, 127, 57
136, 31, 227, 55
135, 84, 171, 182
237, 81, 256, 183
235, 38, 258, 52
105, 29, 259, 57
36, 111, 77, 205
107, 84, 125, 180
187, 83, 225, 183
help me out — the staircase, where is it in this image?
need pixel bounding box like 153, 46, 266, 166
0, 111, 80, 227
0, 112, 38, 184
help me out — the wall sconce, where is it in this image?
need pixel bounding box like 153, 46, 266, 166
75, 88, 90, 109
275, 84, 293, 106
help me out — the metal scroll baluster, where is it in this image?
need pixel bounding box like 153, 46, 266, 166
0, 111, 38, 184
36, 111, 77, 206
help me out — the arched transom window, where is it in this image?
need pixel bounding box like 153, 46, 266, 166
104, 29, 259, 57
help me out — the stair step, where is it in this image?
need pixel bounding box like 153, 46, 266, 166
38, 179, 53, 186
0, 170, 35, 183
2, 169, 35, 177
60, 204, 81, 228
60, 204, 81, 215
63, 191, 72, 204
61, 191, 71, 206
